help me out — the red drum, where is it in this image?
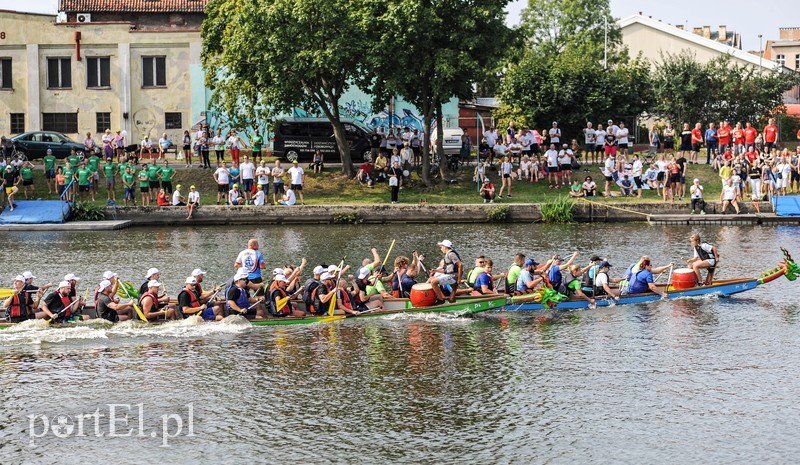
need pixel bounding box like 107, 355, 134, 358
671, 268, 697, 290
410, 283, 436, 307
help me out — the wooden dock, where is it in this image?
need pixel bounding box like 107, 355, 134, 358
0, 220, 133, 231
648, 213, 800, 226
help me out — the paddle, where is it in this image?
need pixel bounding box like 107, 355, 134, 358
275, 287, 304, 313
328, 257, 346, 317
45, 292, 84, 324
382, 240, 396, 268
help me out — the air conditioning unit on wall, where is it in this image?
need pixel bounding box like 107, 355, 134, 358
76, 13, 92, 23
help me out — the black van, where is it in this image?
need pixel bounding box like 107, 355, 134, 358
272, 118, 373, 162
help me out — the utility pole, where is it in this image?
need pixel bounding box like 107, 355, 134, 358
759, 34, 763, 69
604, 16, 608, 70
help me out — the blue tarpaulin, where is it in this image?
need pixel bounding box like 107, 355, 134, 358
0, 200, 71, 224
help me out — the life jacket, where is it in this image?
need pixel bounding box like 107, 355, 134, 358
548, 265, 563, 291
138, 291, 159, 320
581, 265, 598, 291
269, 287, 291, 317
593, 271, 609, 296
443, 249, 462, 276
226, 286, 250, 314
178, 289, 202, 315
695, 243, 712, 261
466, 267, 484, 287
7, 292, 26, 319
336, 288, 354, 311
312, 283, 329, 315
391, 269, 414, 298
303, 279, 321, 313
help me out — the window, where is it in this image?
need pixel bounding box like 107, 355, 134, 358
308, 123, 333, 138
795, 54, 800, 70
0, 58, 11, 89
142, 56, 166, 87
42, 113, 78, 134
776, 54, 786, 67
47, 57, 72, 88
279, 122, 308, 136
165, 112, 182, 129
10, 113, 24, 134
96, 112, 111, 133
87, 57, 111, 88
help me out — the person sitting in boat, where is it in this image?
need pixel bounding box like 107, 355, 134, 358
622, 256, 673, 285
546, 252, 578, 293
628, 260, 667, 298
593, 261, 621, 300
310, 272, 338, 315
268, 274, 306, 318
3, 275, 34, 322
473, 259, 501, 295
140, 268, 161, 297
366, 267, 393, 300
22, 271, 49, 316
564, 265, 595, 305
516, 259, 543, 292
504, 253, 526, 294
389, 255, 419, 298
139, 280, 178, 321
64, 273, 81, 299
226, 271, 264, 318
580, 256, 603, 297
335, 278, 364, 316
178, 277, 221, 321
686, 233, 719, 285
40, 281, 83, 323
428, 239, 463, 303
354, 248, 384, 305
465, 256, 486, 288
96, 279, 134, 322
100, 271, 120, 304
302, 265, 326, 314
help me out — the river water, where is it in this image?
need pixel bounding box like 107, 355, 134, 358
1, 224, 799, 464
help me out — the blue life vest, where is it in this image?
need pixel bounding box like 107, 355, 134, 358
226, 286, 250, 313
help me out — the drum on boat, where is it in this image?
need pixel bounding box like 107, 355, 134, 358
410, 283, 436, 307
671, 268, 697, 290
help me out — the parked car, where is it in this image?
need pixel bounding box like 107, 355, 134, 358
10, 131, 87, 160
430, 127, 464, 156
272, 118, 373, 162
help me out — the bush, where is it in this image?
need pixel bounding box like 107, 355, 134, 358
487, 205, 510, 223
540, 196, 574, 224
332, 210, 363, 224
70, 201, 106, 221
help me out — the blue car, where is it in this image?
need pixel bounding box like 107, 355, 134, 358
10, 131, 87, 160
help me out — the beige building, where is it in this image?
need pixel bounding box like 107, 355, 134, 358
0, 8, 204, 143
619, 14, 780, 71
766, 28, 800, 71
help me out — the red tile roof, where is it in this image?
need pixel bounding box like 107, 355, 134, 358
60, 0, 208, 13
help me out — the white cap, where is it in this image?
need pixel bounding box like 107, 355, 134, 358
147, 280, 161, 289
185, 277, 197, 285
327, 265, 339, 273
437, 239, 453, 249
102, 271, 118, 280
356, 266, 371, 280
320, 272, 334, 281
313, 265, 325, 275
234, 271, 249, 281
694, 178, 700, 183
58, 280, 71, 289
99, 279, 113, 291
13, 275, 24, 283
145, 268, 160, 278
274, 274, 290, 284
64, 273, 81, 281
272, 267, 284, 276
22, 271, 36, 280
191, 268, 206, 277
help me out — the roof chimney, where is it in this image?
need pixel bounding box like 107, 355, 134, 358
676, 24, 684, 31
693, 27, 703, 36
702, 25, 711, 39
719, 25, 727, 41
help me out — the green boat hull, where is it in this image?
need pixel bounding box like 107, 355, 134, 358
347, 295, 507, 319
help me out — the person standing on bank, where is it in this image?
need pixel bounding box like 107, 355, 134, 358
389, 160, 401, 204
288, 160, 305, 205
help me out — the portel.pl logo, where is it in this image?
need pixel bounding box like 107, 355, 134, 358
27, 403, 194, 447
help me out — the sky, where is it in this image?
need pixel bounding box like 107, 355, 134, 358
0, 0, 794, 51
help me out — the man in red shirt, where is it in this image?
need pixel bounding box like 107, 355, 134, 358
744, 122, 758, 151
745, 146, 758, 164
691, 123, 703, 164
763, 118, 778, 154
718, 120, 732, 155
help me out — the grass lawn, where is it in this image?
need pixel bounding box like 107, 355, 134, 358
11, 153, 724, 208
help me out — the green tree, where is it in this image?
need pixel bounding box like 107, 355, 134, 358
521, 0, 620, 56
202, 0, 373, 176
364, 0, 511, 184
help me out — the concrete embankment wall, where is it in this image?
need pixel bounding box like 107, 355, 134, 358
108, 201, 774, 226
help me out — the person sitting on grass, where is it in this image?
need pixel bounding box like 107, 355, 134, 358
480, 178, 495, 203
355, 160, 374, 187
569, 180, 584, 197
279, 187, 296, 206
620, 175, 633, 197
582, 176, 597, 197
311, 149, 324, 173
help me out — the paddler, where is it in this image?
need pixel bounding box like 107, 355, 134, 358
579, 256, 602, 297
335, 278, 363, 316
3, 276, 33, 322
428, 239, 463, 303
22, 271, 50, 314
473, 259, 502, 295
310, 272, 337, 315
234, 238, 266, 295
564, 265, 595, 305
388, 255, 419, 298
178, 277, 221, 321
139, 280, 178, 321
354, 248, 383, 305
267, 274, 305, 317
516, 258, 543, 292
628, 259, 667, 298
686, 233, 719, 285
101, 271, 120, 299
138, 268, 176, 313
140, 268, 160, 296
226, 270, 265, 318
191, 268, 224, 312
96, 279, 134, 322
504, 253, 526, 294
465, 256, 486, 288
64, 273, 81, 299
39, 281, 82, 323
302, 265, 326, 314
545, 251, 578, 293
366, 267, 393, 299
593, 261, 621, 300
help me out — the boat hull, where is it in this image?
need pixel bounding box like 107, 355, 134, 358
503, 278, 759, 312
349, 295, 507, 318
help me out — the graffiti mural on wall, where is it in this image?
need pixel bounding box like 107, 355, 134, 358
193, 111, 271, 148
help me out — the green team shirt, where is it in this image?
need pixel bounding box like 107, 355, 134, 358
67, 155, 80, 167
138, 170, 149, 188
147, 165, 161, 182
160, 166, 175, 182
103, 162, 117, 179
122, 172, 135, 187
87, 155, 100, 172
506, 264, 522, 285
366, 279, 387, 297
252, 135, 263, 152
20, 166, 33, 181
118, 162, 129, 177
77, 168, 91, 186
43, 155, 56, 172
62, 168, 74, 182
